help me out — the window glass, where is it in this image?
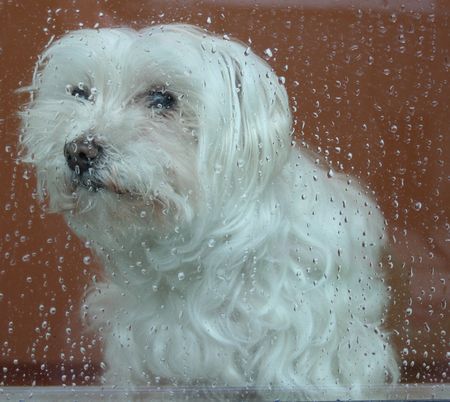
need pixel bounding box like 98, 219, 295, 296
1, 0, 448, 398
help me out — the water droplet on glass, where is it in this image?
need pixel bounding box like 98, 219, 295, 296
264, 48, 273, 59
389, 13, 398, 23
178, 272, 185, 281
389, 124, 398, 134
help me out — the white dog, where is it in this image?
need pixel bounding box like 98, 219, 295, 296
20, 24, 399, 400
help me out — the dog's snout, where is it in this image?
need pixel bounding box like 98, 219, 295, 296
64, 137, 102, 174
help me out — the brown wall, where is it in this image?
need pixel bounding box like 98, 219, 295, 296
1, 0, 448, 386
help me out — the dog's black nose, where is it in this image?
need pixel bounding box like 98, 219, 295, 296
64, 137, 102, 174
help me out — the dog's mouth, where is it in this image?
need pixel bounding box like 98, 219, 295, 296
70, 172, 102, 192
64, 138, 131, 196
68, 171, 130, 196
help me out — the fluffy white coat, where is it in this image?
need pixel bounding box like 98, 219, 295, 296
20, 24, 399, 400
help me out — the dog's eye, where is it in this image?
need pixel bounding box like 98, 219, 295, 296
71, 88, 90, 99
146, 90, 176, 109
67, 83, 91, 100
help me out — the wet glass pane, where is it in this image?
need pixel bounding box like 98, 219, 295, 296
1, 1, 448, 400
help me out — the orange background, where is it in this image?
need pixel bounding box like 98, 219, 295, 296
1, 0, 448, 386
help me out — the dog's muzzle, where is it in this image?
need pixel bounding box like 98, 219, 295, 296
64, 136, 103, 191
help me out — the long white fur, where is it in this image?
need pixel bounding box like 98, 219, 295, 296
20, 24, 399, 399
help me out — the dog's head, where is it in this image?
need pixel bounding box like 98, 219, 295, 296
20, 25, 292, 242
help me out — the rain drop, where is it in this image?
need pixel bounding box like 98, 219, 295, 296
389, 124, 398, 134
264, 48, 273, 58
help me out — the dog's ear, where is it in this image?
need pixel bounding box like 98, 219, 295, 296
198, 39, 293, 202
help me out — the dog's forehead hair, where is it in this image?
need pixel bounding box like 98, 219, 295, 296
39, 25, 231, 96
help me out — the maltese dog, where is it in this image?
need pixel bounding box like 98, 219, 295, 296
20, 24, 399, 399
